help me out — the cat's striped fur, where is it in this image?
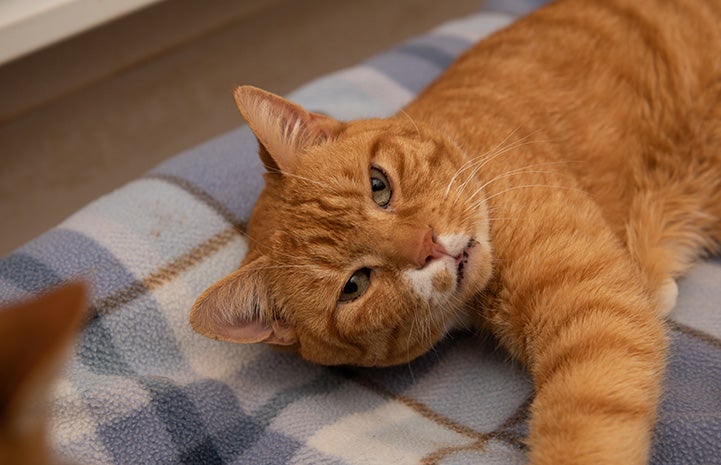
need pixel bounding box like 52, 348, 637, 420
191, 0, 721, 463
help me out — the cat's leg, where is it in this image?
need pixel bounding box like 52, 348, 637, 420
485, 199, 667, 465
489, 283, 667, 464
516, 281, 665, 465
508, 262, 665, 465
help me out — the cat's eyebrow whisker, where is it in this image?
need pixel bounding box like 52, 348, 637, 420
398, 109, 422, 139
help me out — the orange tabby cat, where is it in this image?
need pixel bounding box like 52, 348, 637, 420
0, 283, 86, 465
190, 0, 721, 463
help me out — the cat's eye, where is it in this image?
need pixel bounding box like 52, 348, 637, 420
370, 167, 392, 208
339, 268, 371, 302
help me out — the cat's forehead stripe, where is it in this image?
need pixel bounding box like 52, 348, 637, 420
369, 132, 427, 159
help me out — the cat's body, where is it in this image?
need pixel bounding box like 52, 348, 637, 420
0, 283, 86, 465
191, 0, 721, 463
412, 0, 721, 321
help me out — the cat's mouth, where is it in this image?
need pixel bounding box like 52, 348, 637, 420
454, 239, 476, 287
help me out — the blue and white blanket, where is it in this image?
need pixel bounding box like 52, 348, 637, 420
1, 2, 720, 464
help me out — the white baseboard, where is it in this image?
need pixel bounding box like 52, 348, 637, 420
0, 0, 165, 65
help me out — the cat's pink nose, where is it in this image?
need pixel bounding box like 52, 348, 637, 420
380, 225, 449, 269
418, 228, 449, 268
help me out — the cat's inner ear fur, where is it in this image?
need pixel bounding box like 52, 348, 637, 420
190, 257, 297, 346
233, 85, 342, 174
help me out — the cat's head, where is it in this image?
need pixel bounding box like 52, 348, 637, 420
190, 86, 493, 366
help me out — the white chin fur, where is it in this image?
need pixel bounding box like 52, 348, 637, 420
403, 258, 454, 303
402, 233, 470, 303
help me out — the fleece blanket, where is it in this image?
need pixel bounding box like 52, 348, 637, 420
1, 2, 720, 464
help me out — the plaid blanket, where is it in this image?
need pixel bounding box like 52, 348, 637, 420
1, 2, 720, 464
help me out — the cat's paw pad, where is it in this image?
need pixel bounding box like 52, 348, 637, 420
655, 278, 678, 317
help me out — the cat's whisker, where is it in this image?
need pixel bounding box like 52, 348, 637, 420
421, 308, 432, 351
406, 311, 419, 384
480, 160, 574, 187
457, 133, 547, 196
449, 132, 549, 207
407, 310, 416, 356
443, 152, 494, 202
398, 109, 422, 139
436, 302, 454, 343
467, 170, 555, 203
465, 162, 570, 203
458, 175, 578, 217
460, 131, 533, 178
407, 362, 416, 385
442, 127, 520, 201
470, 129, 543, 172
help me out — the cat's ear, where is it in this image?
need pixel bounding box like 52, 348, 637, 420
233, 85, 342, 174
189, 258, 297, 346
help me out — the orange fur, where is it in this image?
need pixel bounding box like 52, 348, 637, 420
0, 283, 86, 465
191, 0, 721, 463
